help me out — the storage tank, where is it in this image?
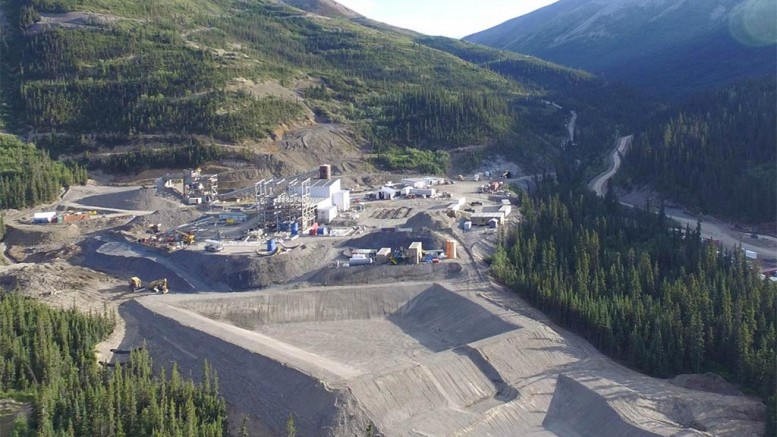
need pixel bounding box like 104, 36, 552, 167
349, 256, 373, 266
267, 239, 277, 252
319, 164, 332, 180
290, 222, 299, 236
445, 240, 457, 259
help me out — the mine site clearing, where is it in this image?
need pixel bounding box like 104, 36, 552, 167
0, 165, 767, 437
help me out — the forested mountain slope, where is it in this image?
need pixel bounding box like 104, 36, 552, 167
493, 177, 777, 434
415, 36, 657, 173
0, 0, 636, 176
0, 292, 230, 436
465, 0, 777, 97
619, 77, 776, 224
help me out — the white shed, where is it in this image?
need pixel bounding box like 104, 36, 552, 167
380, 186, 397, 200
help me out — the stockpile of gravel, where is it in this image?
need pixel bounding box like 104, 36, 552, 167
79, 187, 177, 211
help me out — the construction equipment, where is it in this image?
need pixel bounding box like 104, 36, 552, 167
129, 277, 143, 292
176, 230, 195, 245
148, 278, 168, 294
129, 277, 168, 293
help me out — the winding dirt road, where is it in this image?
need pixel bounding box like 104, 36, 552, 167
588, 136, 776, 262
588, 135, 632, 197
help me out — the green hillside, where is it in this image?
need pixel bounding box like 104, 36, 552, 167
415, 37, 657, 174
0, 0, 640, 176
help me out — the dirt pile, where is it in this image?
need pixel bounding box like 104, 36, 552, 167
404, 210, 454, 233
0, 261, 111, 297
125, 207, 202, 234
2, 223, 81, 247
78, 187, 174, 211
310, 262, 463, 286
175, 243, 338, 289
669, 373, 743, 396
343, 211, 454, 252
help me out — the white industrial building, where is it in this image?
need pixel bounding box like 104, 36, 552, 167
318, 205, 338, 223
401, 176, 446, 188
311, 178, 341, 198
333, 190, 350, 212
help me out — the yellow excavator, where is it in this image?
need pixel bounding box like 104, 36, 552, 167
128, 277, 169, 294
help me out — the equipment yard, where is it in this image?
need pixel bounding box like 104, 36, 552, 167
0, 168, 767, 436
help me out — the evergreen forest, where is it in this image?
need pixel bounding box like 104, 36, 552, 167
620, 77, 777, 223
491, 176, 777, 432
0, 292, 230, 436
0, 135, 86, 209
0, 0, 646, 175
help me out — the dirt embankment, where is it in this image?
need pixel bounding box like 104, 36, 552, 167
174, 243, 339, 290
121, 300, 372, 436
669, 373, 743, 396
310, 262, 463, 286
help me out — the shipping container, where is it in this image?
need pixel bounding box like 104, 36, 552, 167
33, 211, 57, 224
63, 213, 90, 223
376, 247, 392, 264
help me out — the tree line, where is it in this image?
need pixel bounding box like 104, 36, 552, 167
491, 178, 776, 432
92, 143, 227, 174
0, 292, 231, 436
620, 77, 776, 223
0, 134, 86, 209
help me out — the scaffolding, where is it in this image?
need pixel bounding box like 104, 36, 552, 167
256, 178, 316, 231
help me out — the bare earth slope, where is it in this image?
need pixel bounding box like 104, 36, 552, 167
128, 282, 765, 436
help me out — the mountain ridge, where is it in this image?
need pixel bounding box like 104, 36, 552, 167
465, 0, 777, 97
